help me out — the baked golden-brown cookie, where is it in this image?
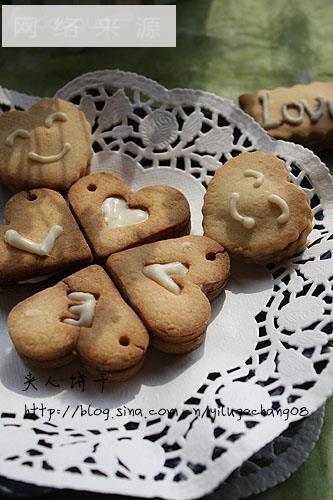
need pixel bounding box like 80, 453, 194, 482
8, 265, 149, 381
107, 235, 230, 353
0, 98, 92, 192
239, 81, 333, 149
0, 188, 92, 285
202, 151, 313, 264
68, 172, 191, 260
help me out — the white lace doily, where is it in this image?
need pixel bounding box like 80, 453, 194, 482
0, 70, 332, 500
216, 404, 324, 500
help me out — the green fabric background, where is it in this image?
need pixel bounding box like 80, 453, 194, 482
0, 1, 332, 499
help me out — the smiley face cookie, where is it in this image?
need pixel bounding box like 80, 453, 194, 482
68, 172, 191, 260
8, 265, 149, 381
202, 151, 313, 263
0, 98, 93, 192
107, 236, 230, 353
0, 188, 92, 285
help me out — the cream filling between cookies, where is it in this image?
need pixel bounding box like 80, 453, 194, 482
4, 224, 64, 257
63, 292, 96, 327
252, 221, 312, 263
151, 331, 205, 345
102, 197, 148, 229
143, 262, 188, 295
17, 273, 54, 284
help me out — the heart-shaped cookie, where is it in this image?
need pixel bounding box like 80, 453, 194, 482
202, 151, 313, 263
68, 172, 191, 259
0, 188, 92, 285
107, 235, 230, 353
0, 98, 93, 192
8, 265, 149, 381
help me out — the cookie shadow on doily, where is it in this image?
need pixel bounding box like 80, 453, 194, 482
0, 346, 74, 398
56, 340, 208, 410
228, 257, 274, 294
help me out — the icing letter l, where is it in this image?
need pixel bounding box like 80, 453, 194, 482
260, 93, 281, 130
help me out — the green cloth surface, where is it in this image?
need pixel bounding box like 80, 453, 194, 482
0, 1, 332, 499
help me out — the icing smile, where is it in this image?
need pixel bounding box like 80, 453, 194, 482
28, 142, 71, 164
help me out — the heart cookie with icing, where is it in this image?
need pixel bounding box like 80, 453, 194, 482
68, 172, 191, 259
107, 235, 230, 353
0, 98, 93, 192
8, 265, 149, 381
0, 188, 92, 285
202, 151, 313, 263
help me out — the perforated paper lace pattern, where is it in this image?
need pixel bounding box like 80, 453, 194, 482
0, 70, 332, 500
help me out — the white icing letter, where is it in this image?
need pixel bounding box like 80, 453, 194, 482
28, 143, 71, 163
229, 193, 255, 229
143, 262, 188, 295
4, 225, 63, 256
282, 101, 304, 125
259, 93, 281, 129
268, 194, 289, 223
301, 97, 324, 123
45, 112, 68, 128
5, 129, 30, 147
244, 169, 264, 187
63, 292, 96, 327
102, 198, 148, 229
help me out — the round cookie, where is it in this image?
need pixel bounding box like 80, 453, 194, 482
0, 98, 93, 192
202, 151, 313, 264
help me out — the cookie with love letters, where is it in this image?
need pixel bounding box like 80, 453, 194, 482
202, 151, 313, 263
0, 98, 93, 192
8, 265, 149, 381
68, 172, 191, 260
107, 235, 230, 353
239, 81, 333, 149
0, 188, 92, 285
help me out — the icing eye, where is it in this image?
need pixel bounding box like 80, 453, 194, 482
5, 129, 30, 147
44, 112, 68, 128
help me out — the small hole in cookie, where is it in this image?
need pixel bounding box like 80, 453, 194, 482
206, 253, 216, 261
27, 193, 37, 201
119, 336, 130, 347
87, 184, 97, 192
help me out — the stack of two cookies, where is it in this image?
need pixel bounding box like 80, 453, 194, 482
202, 151, 313, 264
5, 170, 230, 381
